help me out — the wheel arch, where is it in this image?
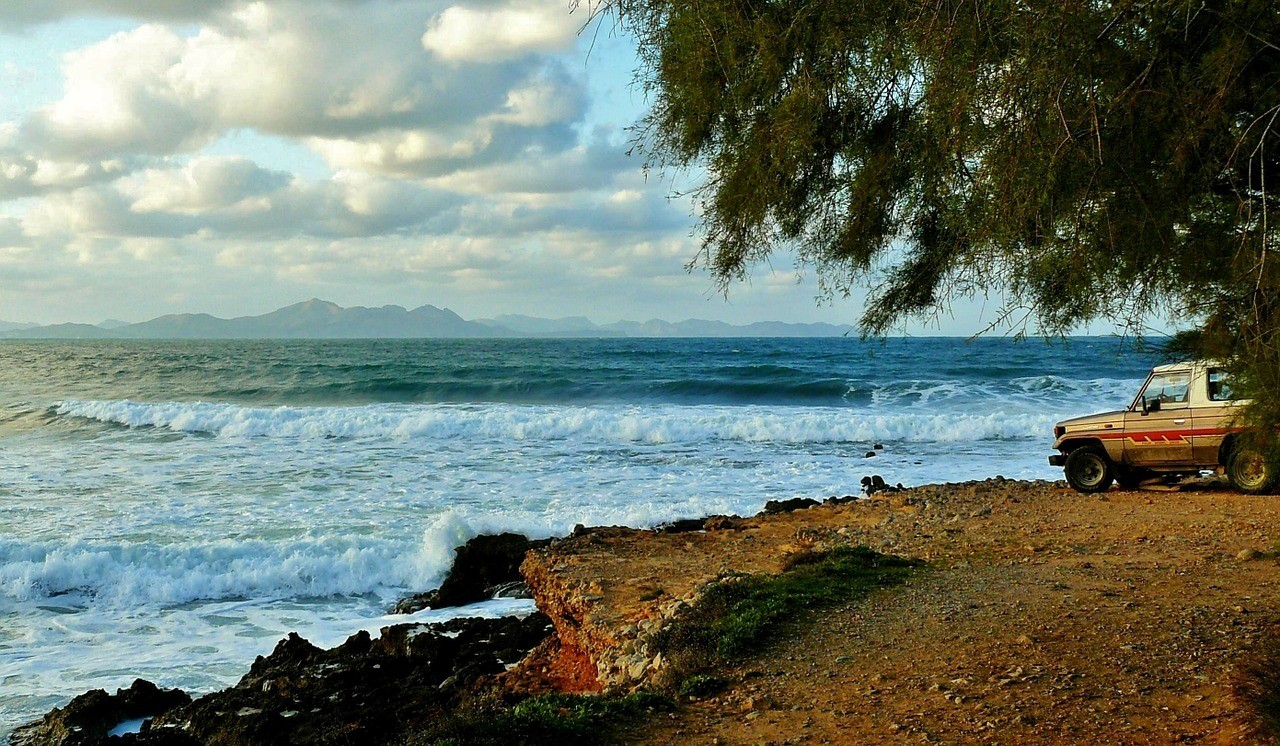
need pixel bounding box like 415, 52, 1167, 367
1218, 434, 1238, 467
1059, 437, 1106, 455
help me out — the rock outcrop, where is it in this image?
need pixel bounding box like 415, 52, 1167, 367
393, 532, 550, 613
517, 494, 919, 693
9, 680, 191, 746
14, 614, 554, 746
761, 497, 819, 514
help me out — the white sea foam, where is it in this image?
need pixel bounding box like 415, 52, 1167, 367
0, 530, 457, 606
54, 398, 1113, 444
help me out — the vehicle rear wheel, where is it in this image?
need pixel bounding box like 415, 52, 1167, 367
1064, 446, 1114, 493
1114, 466, 1151, 490
1227, 447, 1278, 495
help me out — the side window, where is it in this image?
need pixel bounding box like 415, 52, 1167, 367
1140, 372, 1191, 409
1207, 369, 1237, 401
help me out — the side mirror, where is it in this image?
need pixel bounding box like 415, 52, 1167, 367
1145, 397, 1161, 413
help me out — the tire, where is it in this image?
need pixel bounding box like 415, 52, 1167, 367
1228, 447, 1278, 495
1114, 466, 1150, 490
1064, 446, 1115, 493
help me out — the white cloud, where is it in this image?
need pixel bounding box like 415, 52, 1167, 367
18, 0, 589, 182
429, 138, 631, 195
119, 156, 291, 214
0, 1, 239, 27
0, 216, 23, 247
34, 24, 203, 156
0, 0, 391, 28
22, 160, 458, 241
308, 129, 495, 178
306, 63, 586, 178
422, 0, 577, 63
490, 72, 584, 127
0, 155, 131, 199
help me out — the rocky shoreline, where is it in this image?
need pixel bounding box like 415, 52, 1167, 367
14, 476, 1280, 744
9, 533, 555, 746
9, 483, 880, 746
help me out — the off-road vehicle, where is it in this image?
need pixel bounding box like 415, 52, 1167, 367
1049, 361, 1276, 494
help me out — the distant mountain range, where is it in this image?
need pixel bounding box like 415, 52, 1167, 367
0, 299, 854, 340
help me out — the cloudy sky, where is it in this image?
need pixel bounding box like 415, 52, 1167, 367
0, 0, 1049, 332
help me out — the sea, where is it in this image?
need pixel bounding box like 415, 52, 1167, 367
0, 336, 1159, 733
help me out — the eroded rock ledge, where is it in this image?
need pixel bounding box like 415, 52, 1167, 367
517, 490, 930, 693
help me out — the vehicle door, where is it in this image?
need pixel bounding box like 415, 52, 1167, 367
1189, 367, 1242, 463
1123, 371, 1194, 466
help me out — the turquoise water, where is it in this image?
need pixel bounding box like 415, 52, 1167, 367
0, 337, 1158, 732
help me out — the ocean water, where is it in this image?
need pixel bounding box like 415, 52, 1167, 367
0, 337, 1158, 732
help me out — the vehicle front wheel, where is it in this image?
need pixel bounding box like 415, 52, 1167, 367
1064, 446, 1114, 493
1228, 447, 1278, 495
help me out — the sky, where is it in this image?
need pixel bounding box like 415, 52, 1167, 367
0, 0, 1118, 333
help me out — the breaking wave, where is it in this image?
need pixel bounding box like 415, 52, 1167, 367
0, 514, 478, 607
53, 398, 1087, 444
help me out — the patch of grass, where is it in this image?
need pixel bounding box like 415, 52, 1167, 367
676, 674, 728, 698
654, 546, 920, 686
419, 692, 670, 745
638, 586, 665, 602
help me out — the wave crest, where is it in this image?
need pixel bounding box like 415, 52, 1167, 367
0, 518, 472, 606
54, 399, 1080, 444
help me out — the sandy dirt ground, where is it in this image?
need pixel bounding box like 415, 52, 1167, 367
526, 479, 1280, 744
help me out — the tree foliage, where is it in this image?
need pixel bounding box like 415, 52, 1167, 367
588, 0, 1280, 435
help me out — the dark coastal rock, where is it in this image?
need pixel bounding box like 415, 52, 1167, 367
9, 679, 192, 746
146, 614, 553, 746
761, 498, 820, 515
703, 515, 745, 531
489, 580, 534, 599
16, 614, 556, 746
653, 517, 708, 534
825, 494, 860, 506
390, 590, 435, 615
393, 532, 551, 613
861, 475, 906, 495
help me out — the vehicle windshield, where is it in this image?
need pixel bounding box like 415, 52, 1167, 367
1138, 371, 1191, 409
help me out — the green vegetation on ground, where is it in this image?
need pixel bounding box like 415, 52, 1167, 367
417, 692, 670, 746
653, 546, 921, 688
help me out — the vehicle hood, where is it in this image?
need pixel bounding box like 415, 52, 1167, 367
1056, 410, 1126, 430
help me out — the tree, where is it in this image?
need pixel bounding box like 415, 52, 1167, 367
588, 0, 1280, 441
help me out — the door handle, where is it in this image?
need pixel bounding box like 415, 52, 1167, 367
1173, 419, 1186, 425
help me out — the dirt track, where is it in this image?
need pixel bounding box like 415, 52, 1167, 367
531, 479, 1280, 744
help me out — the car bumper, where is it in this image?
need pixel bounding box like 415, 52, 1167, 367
1048, 454, 1066, 467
